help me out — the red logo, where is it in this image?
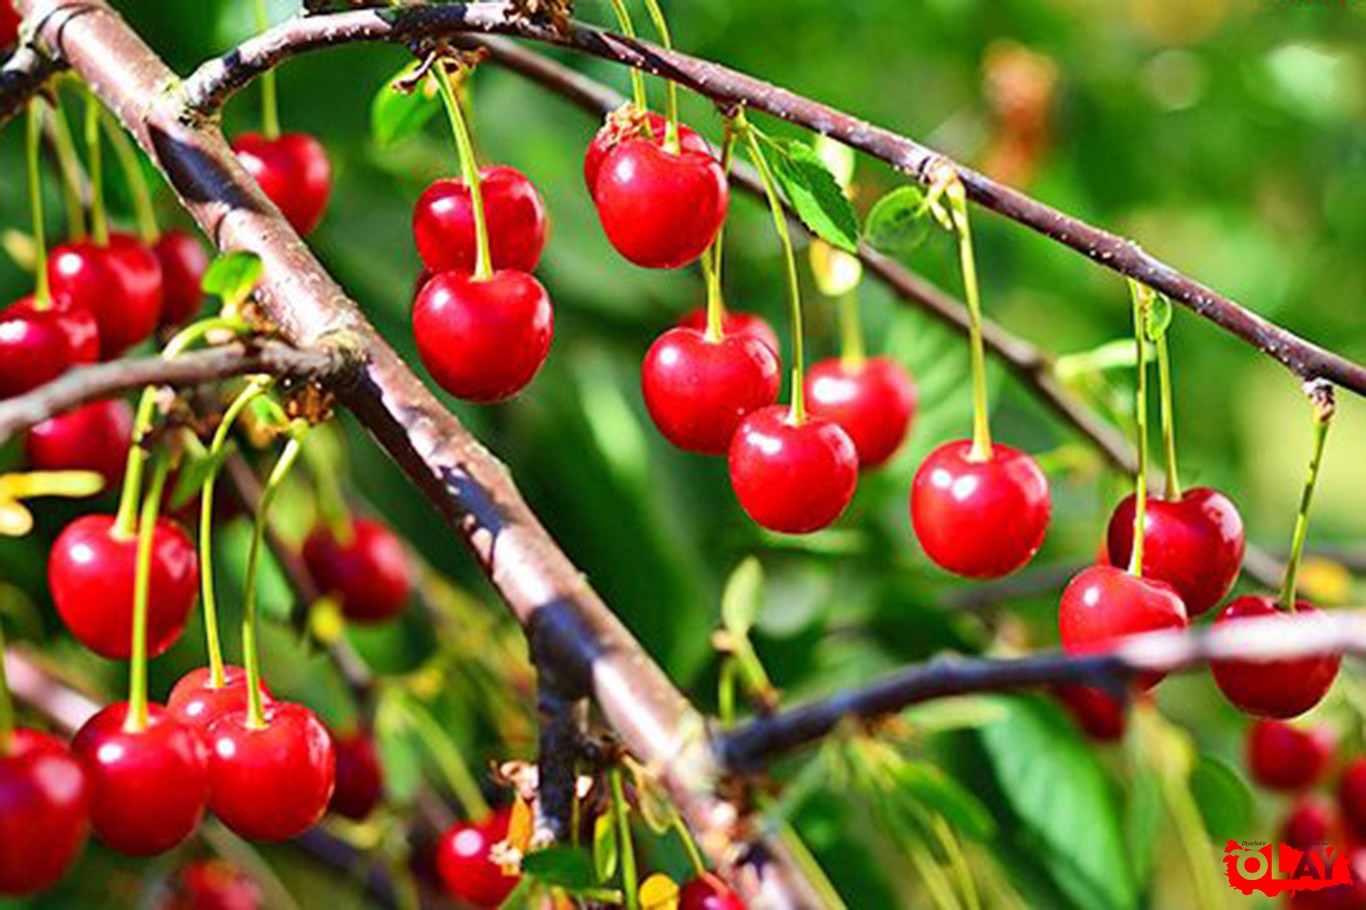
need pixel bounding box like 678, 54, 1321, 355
1224, 840, 1354, 897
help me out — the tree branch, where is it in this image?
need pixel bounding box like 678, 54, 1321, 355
0, 44, 62, 123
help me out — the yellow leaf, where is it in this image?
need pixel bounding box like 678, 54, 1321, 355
639, 872, 680, 910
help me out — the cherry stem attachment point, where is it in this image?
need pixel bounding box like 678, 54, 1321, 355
252, 0, 281, 139
703, 124, 737, 342
1155, 333, 1182, 500
83, 84, 108, 246
1127, 280, 1153, 577
605, 0, 648, 115
46, 99, 87, 240
26, 101, 51, 309
0, 611, 12, 756
125, 454, 171, 734
1279, 390, 1333, 611
640, 0, 680, 153
433, 61, 493, 282
102, 111, 159, 243
942, 170, 991, 461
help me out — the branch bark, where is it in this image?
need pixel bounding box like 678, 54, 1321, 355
0, 43, 62, 123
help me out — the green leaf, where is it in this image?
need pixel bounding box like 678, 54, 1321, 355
1124, 771, 1163, 891
593, 811, 618, 883
893, 762, 996, 840
864, 186, 932, 253
720, 556, 764, 636
521, 847, 597, 891
371, 61, 441, 148
1190, 754, 1252, 841
765, 137, 860, 252
165, 444, 224, 512
374, 691, 422, 805
1054, 339, 1152, 382
1145, 294, 1174, 342
201, 251, 262, 304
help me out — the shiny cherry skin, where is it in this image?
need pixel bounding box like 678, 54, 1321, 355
48, 514, 199, 659
232, 132, 332, 236
804, 356, 917, 469
0, 296, 99, 398
71, 703, 209, 856
1058, 564, 1187, 689
206, 702, 336, 842
412, 270, 554, 403
1284, 794, 1337, 846
167, 666, 273, 734
153, 231, 210, 327
1210, 596, 1341, 718
329, 728, 384, 821
728, 406, 858, 534
0, 730, 89, 896
593, 139, 729, 269
48, 233, 163, 357
302, 518, 414, 624
1339, 759, 1366, 842
1105, 487, 1245, 616
642, 326, 780, 455
677, 307, 780, 359
1055, 684, 1127, 743
25, 398, 133, 489
910, 440, 1051, 578
436, 809, 520, 908
161, 860, 263, 910
584, 111, 710, 196
680, 873, 747, 910
1247, 719, 1334, 792
413, 166, 549, 275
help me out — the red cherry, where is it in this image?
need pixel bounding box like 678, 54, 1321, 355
153, 231, 210, 327
593, 139, 729, 269
48, 233, 163, 357
71, 703, 209, 856
25, 398, 133, 489
1247, 719, 1334, 792
1054, 684, 1127, 743
1340, 759, 1366, 843
329, 729, 384, 821
1289, 851, 1366, 910
1104, 487, 1245, 616
1284, 795, 1337, 846
1210, 596, 1341, 718
302, 518, 414, 624
232, 132, 332, 235
0, 296, 99, 398
677, 307, 780, 358
0, 4, 19, 48
584, 111, 710, 196
412, 270, 554, 403
1058, 564, 1187, 690
167, 666, 273, 734
728, 406, 858, 534
413, 166, 548, 275
206, 702, 336, 842
804, 357, 917, 469
48, 514, 199, 659
680, 873, 747, 910
0, 730, 89, 896
436, 809, 520, 908
910, 440, 1051, 578
161, 860, 263, 910
641, 326, 780, 455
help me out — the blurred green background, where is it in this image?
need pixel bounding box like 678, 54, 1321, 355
2, 0, 1365, 907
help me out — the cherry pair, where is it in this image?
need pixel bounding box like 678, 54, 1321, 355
0, 296, 98, 399
47, 232, 161, 357
303, 516, 414, 624
0, 730, 89, 896
26, 398, 133, 488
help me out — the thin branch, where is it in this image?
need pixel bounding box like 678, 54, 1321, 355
0, 44, 62, 123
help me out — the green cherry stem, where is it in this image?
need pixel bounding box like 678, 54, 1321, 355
433, 62, 493, 282
83, 84, 108, 246
302, 432, 354, 545
610, 766, 641, 910
639, 0, 680, 153
125, 454, 171, 733
0, 610, 13, 755
46, 98, 87, 240
944, 174, 991, 461
703, 123, 737, 342
1279, 395, 1334, 612
102, 111, 159, 243
26, 101, 51, 309
1155, 332, 1182, 500
672, 812, 708, 878
252, 0, 281, 139
743, 119, 806, 424
605, 0, 649, 114
1127, 280, 1153, 578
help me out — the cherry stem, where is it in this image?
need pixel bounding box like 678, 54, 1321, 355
46, 98, 87, 240
703, 124, 737, 342
201, 378, 274, 688
399, 698, 491, 818
433, 62, 493, 282
605, 0, 648, 114
102, 111, 159, 243
302, 432, 354, 545
1127, 280, 1152, 577
743, 120, 806, 424
838, 291, 866, 368
1155, 333, 1183, 500
946, 176, 992, 461
610, 766, 641, 910
243, 431, 306, 730
0, 611, 13, 756
672, 812, 708, 877
252, 0, 281, 139
1279, 399, 1333, 611
26, 101, 51, 309
640, 0, 680, 153
83, 84, 108, 246
125, 454, 170, 734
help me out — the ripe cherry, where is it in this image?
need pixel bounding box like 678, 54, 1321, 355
0, 4, 19, 49
413, 166, 548, 274
161, 860, 263, 910
1055, 685, 1127, 743
1339, 759, 1366, 843
206, 702, 336, 842
1210, 596, 1341, 718
680, 873, 747, 910
593, 138, 729, 269
48, 233, 163, 357
1058, 564, 1187, 689
412, 270, 553, 403
805, 357, 917, 469
25, 398, 133, 489
232, 132, 332, 236
153, 231, 210, 327
436, 809, 520, 908
641, 326, 780, 454
1105, 487, 1245, 616
584, 111, 710, 196
677, 307, 780, 358
302, 518, 414, 624
1247, 719, 1334, 792
167, 666, 273, 734
1283, 794, 1337, 846
0, 297, 99, 398
910, 441, 1051, 578
48, 514, 199, 659
728, 406, 858, 534
0, 730, 89, 896
329, 728, 384, 821
71, 703, 209, 856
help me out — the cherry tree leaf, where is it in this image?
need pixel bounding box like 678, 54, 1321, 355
521, 847, 596, 891
765, 137, 860, 253
1144, 294, 1174, 342
201, 251, 262, 304
865, 186, 932, 253
720, 556, 764, 637
371, 61, 441, 149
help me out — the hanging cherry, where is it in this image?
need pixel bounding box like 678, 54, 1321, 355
436, 809, 521, 908
0, 4, 18, 49
49, 232, 164, 359
1247, 719, 1334, 792
25, 399, 133, 489
329, 728, 385, 821
232, 133, 332, 236
167, 666, 272, 734
153, 231, 210, 327
585, 109, 710, 197
303, 517, 415, 624
680, 873, 748, 910
677, 306, 780, 359
413, 165, 548, 274
1283, 794, 1336, 846
0, 730, 90, 896
805, 356, 917, 470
